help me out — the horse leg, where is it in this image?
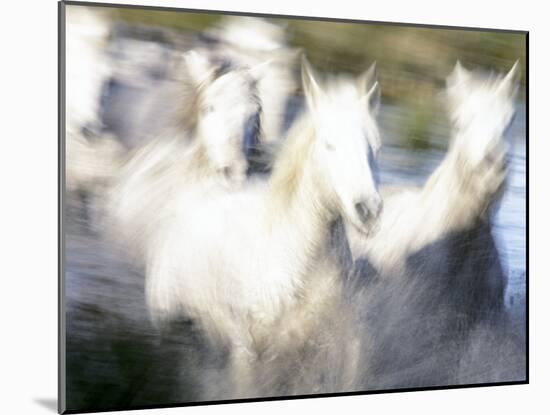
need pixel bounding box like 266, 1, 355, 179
227, 341, 257, 398
199, 310, 259, 399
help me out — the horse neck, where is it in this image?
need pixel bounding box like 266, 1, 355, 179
266, 118, 335, 260
420, 130, 490, 233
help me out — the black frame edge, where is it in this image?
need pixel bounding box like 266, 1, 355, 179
58, 1, 67, 414
524, 30, 529, 385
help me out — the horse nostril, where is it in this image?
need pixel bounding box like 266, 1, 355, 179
221, 166, 233, 179
354, 201, 370, 224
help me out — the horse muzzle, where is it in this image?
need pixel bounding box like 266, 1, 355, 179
353, 195, 383, 235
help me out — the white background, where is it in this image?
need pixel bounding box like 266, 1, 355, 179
0, 0, 546, 413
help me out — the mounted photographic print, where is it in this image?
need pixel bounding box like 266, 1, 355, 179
59, 1, 528, 413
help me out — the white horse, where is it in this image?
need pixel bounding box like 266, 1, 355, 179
350, 61, 519, 273
347, 61, 522, 388
65, 5, 111, 136
65, 6, 126, 224
106, 49, 265, 257
203, 16, 300, 144
144, 58, 382, 398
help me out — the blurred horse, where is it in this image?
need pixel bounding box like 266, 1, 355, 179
201, 17, 300, 145
65, 7, 125, 224
99, 23, 183, 149
347, 61, 523, 388
351, 61, 519, 270
106, 49, 264, 257
65, 6, 111, 136
145, 58, 383, 398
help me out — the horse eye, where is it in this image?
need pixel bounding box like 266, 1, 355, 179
324, 142, 335, 151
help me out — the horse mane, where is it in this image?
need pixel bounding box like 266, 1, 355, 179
172, 73, 201, 138
182, 139, 217, 179
269, 112, 316, 204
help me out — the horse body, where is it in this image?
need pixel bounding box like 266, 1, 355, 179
147, 182, 317, 325
346, 62, 524, 388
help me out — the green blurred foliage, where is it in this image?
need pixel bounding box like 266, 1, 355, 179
111, 9, 222, 32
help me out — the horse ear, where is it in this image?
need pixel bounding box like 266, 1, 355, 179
301, 55, 322, 114
183, 50, 214, 86
446, 61, 471, 104
498, 60, 520, 98
361, 81, 381, 116
447, 61, 471, 88
358, 62, 377, 95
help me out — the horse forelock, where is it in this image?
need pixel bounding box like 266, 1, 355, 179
174, 59, 260, 132
322, 76, 381, 154
174, 54, 230, 134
